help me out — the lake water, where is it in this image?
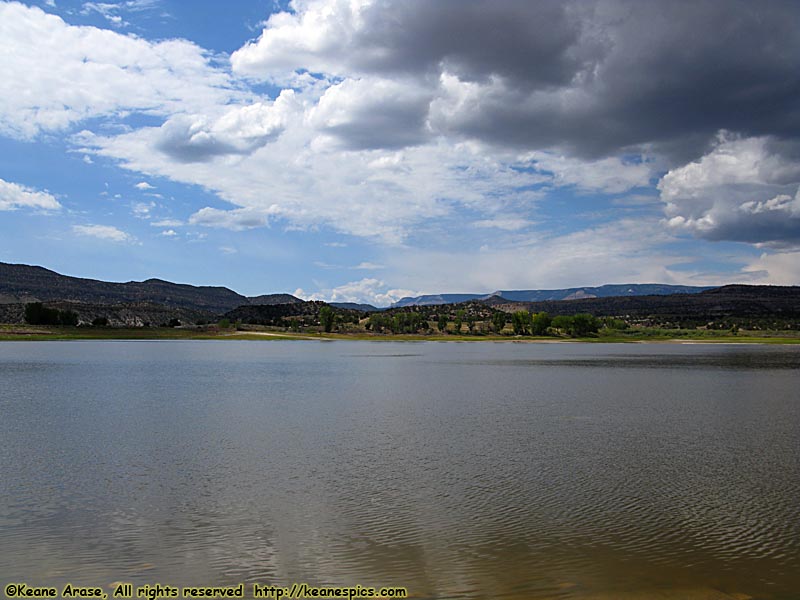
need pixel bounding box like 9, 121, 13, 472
1, 341, 799, 599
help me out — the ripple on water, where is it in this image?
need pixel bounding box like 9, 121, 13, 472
0, 341, 798, 598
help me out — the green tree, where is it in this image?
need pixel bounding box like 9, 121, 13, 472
437, 313, 448, 332
512, 310, 531, 335
454, 309, 465, 334
531, 312, 552, 335
571, 313, 599, 336
491, 311, 507, 333
550, 314, 599, 337
368, 313, 388, 332
319, 305, 335, 332
551, 315, 573, 334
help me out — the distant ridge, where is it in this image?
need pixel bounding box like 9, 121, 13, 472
488, 285, 800, 323
391, 284, 713, 307
391, 293, 482, 307
0, 262, 299, 314
331, 302, 379, 312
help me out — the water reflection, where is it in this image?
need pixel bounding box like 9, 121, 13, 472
0, 341, 798, 599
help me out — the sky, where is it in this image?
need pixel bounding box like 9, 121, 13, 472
1, 0, 800, 306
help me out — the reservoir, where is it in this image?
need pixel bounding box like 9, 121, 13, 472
1, 341, 798, 599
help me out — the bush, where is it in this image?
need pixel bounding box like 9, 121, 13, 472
25, 303, 58, 325
59, 310, 79, 326
24, 303, 78, 326
602, 317, 629, 330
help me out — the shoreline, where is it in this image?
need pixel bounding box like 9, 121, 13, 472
1, 325, 799, 344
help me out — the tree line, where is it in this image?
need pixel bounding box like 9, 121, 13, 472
509, 311, 604, 337
366, 311, 430, 334
364, 308, 624, 337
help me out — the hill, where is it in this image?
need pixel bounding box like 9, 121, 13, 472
0, 300, 214, 328
248, 294, 304, 305
0, 262, 299, 314
2, 261, 798, 331
490, 285, 800, 328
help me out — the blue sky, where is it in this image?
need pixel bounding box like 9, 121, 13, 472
1, 0, 799, 305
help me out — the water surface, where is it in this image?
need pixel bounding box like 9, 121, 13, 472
1, 341, 798, 599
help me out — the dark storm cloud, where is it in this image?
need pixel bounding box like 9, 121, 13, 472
422, 0, 800, 162
353, 0, 588, 88
238, 0, 800, 162
704, 213, 800, 246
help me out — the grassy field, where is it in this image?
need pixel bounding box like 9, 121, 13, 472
2, 323, 800, 343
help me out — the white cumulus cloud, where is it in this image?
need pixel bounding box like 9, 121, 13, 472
659, 134, 800, 245
0, 2, 237, 139
0, 178, 62, 211
72, 224, 134, 242
295, 278, 418, 307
